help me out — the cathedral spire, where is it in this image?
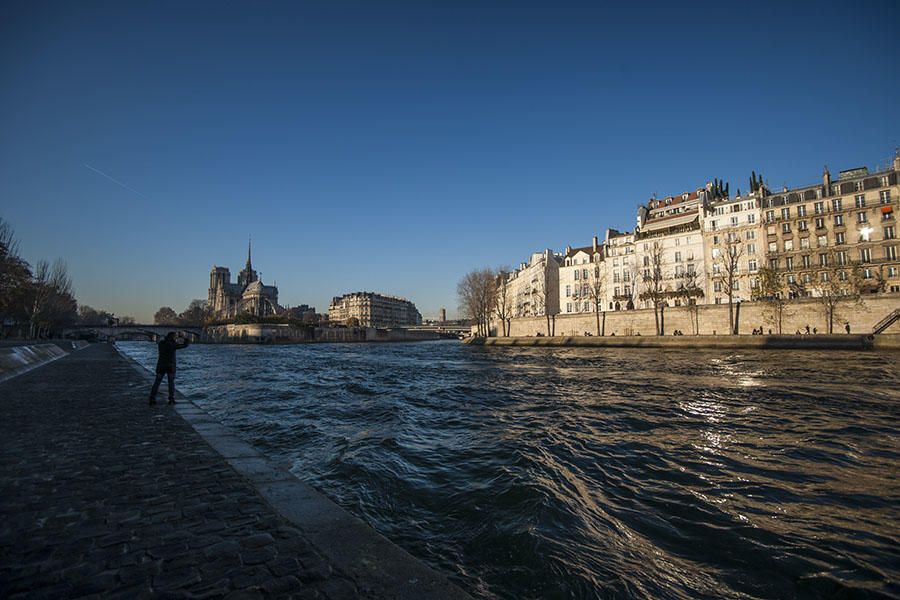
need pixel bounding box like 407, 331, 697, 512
246, 235, 252, 270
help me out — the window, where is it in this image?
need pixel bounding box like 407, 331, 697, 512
821, 271, 829, 282
800, 237, 809, 249
613, 272, 620, 283
712, 248, 721, 258
862, 268, 872, 279
765, 210, 775, 222
855, 181, 863, 192
886, 246, 898, 261
574, 269, 579, 280
860, 248, 871, 263
566, 285, 571, 297
815, 217, 825, 229
732, 280, 740, 290
798, 220, 808, 231
835, 232, 845, 244
747, 243, 756, 254
675, 265, 684, 276
674, 252, 682, 262
839, 270, 848, 281
832, 198, 842, 211
713, 280, 723, 292
814, 202, 824, 214
713, 235, 720, 245
881, 190, 892, 203
748, 259, 758, 272
857, 212, 867, 223
747, 214, 756, 224
819, 253, 828, 267
768, 241, 777, 253
623, 270, 631, 282
687, 263, 696, 275
746, 230, 755, 240
884, 207, 895, 221
728, 232, 739, 242
836, 251, 847, 266
855, 195, 866, 208
834, 215, 844, 226
731, 216, 739, 227
712, 264, 721, 275
643, 256, 650, 266
817, 235, 827, 247
566, 302, 572, 313
784, 239, 793, 251
781, 208, 790, 219
583, 268, 588, 280
769, 258, 779, 269
797, 205, 807, 217
801, 255, 811, 268
785, 257, 794, 269
574, 301, 581, 312
885, 226, 896, 239
889, 267, 898, 278
782, 223, 792, 233
803, 273, 812, 284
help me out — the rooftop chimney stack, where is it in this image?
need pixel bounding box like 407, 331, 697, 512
823, 166, 831, 195
592, 236, 598, 252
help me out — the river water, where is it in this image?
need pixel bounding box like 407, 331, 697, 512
117, 340, 900, 599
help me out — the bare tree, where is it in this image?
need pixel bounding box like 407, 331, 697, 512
752, 266, 789, 334
457, 268, 497, 337
585, 262, 607, 335
0, 219, 32, 337
676, 267, 702, 335
711, 233, 743, 334
26, 258, 75, 338
494, 267, 512, 336
807, 251, 863, 333
154, 306, 179, 326
639, 241, 667, 335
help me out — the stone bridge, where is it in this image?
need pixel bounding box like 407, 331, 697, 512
63, 325, 203, 342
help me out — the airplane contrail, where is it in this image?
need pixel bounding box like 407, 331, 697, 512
84, 163, 150, 200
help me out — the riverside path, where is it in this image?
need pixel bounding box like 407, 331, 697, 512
0, 343, 470, 600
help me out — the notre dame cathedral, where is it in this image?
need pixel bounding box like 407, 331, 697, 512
208, 241, 280, 318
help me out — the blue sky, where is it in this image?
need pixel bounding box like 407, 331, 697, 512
2, 0, 898, 322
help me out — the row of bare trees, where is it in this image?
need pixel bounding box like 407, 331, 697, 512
154, 299, 211, 327
1, 219, 79, 338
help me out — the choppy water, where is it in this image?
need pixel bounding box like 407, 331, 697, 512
118, 340, 900, 599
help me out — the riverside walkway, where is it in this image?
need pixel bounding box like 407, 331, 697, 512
0, 343, 469, 599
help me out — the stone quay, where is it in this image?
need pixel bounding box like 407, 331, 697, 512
0, 343, 470, 599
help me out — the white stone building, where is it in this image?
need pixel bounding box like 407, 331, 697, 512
559, 237, 604, 315
603, 229, 636, 311
633, 188, 707, 309
504, 249, 561, 319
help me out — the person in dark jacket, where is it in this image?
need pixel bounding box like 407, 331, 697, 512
150, 331, 190, 405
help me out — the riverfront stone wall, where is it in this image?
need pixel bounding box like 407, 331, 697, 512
203, 324, 440, 344
498, 295, 900, 337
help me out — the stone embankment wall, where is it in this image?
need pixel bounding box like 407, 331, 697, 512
499, 295, 900, 337
203, 324, 440, 344
0, 341, 89, 382
465, 334, 900, 351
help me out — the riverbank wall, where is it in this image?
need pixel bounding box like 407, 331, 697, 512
496, 295, 900, 338
202, 324, 440, 344
0, 340, 89, 382
464, 333, 900, 350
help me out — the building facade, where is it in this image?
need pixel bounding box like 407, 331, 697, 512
761, 156, 900, 297
208, 242, 280, 319
559, 237, 604, 315
634, 188, 707, 310
328, 292, 422, 327
603, 229, 636, 311
504, 249, 561, 319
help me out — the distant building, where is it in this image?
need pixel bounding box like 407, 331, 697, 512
503, 249, 561, 318
208, 241, 280, 319
559, 237, 604, 315
439, 308, 447, 323
328, 292, 422, 327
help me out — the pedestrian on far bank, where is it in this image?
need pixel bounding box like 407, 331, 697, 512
150, 331, 190, 405
845, 323, 851, 334
805, 324, 811, 334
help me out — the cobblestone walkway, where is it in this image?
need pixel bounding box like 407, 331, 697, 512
0, 344, 366, 599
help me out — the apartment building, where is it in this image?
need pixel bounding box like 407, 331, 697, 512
603, 229, 636, 310
634, 188, 707, 309
328, 292, 422, 327
559, 237, 605, 315
505, 249, 561, 318
761, 154, 900, 296
701, 187, 766, 303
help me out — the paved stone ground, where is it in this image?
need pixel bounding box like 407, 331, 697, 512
0, 343, 362, 599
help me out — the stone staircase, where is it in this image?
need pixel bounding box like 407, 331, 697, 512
872, 308, 900, 334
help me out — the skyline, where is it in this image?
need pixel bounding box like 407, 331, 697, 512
2, 1, 899, 322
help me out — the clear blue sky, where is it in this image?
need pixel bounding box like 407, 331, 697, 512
2, 0, 898, 322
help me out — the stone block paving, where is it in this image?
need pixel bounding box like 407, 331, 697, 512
0, 344, 363, 599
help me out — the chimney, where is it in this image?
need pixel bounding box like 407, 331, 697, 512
565, 245, 572, 255
894, 148, 900, 171
592, 236, 598, 252
823, 165, 831, 191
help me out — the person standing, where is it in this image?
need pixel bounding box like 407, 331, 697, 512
150, 331, 190, 405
